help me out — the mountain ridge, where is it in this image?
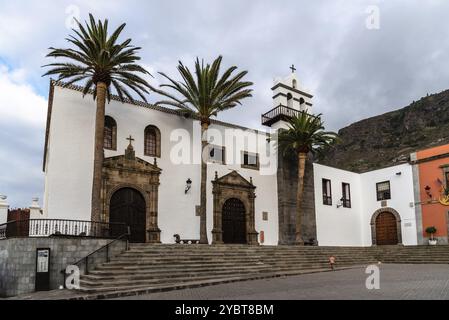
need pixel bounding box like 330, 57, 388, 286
319, 89, 449, 173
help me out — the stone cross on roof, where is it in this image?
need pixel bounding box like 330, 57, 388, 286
126, 135, 135, 146
125, 135, 135, 160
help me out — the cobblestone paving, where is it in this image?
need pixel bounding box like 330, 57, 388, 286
113, 264, 449, 300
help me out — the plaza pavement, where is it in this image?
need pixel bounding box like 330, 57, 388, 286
112, 264, 449, 300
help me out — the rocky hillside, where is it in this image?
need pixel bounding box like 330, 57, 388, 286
320, 89, 449, 173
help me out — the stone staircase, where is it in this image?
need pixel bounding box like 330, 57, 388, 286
75, 244, 449, 299
373, 245, 449, 264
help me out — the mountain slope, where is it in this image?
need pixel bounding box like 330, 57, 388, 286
320, 89, 449, 173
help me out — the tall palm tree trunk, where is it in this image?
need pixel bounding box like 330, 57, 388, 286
91, 82, 107, 222
199, 122, 209, 244
295, 152, 307, 245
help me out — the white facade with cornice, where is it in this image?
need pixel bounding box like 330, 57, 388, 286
38, 70, 420, 247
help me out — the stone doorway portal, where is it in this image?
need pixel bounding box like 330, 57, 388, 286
211, 171, 258, 245
102, 143, 161, 243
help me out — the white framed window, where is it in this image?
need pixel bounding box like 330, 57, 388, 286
342, 183, 351, 208
241, 151, 259, 170
322, 179, 332, 206
376, 181, 391, 201
208, 145, 225, 164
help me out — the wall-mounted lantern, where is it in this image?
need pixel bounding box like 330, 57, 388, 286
336, 197, 344, 209
185, 178, 192, 194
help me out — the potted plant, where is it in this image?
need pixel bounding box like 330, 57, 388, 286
425, 226, 437, 245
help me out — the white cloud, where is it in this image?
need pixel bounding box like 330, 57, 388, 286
2, 0, 449, 206
0, 65, 47, 207
0, 65, 47, 127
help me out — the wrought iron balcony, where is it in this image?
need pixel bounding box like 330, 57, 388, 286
261, 104, 300, 127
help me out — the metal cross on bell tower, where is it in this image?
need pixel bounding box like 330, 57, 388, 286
290, 64, 296, 73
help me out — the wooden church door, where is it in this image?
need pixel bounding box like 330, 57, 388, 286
110, 188, 146, 243
222, 198, 247, 244
375, 211, 398, 245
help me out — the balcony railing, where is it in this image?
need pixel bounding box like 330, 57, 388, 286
261, 104, 300, 127
0, 219, 127, 240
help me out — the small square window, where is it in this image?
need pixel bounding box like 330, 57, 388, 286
376, 181, 391, 201
208, 145, 225, 164
241, 151, 259, 170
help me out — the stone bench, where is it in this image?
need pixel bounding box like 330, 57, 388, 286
173, 234, 200, 244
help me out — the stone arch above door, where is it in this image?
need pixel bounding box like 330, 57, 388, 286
101, 145, 161, 243
370, 207, 402, 246
211, 171, 259, 245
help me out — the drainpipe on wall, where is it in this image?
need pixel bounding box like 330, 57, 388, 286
410, 152, 424, 245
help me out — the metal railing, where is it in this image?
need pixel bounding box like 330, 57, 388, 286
261, 104, 300, 126
0, 219, 127, 240
62, 230, 130, 288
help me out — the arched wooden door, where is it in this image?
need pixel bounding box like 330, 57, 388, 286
375, 211, 398, 245
110, 188, 146, 243
222, 198, 247, 244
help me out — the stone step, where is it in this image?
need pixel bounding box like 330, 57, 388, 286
118, 251, 377, 257
126, 246, 375, 251
85, 264, 272, 277
379, 259, 449, 263
72, 243, 449, 299
123, 246, 374, 253
84, 263, 358, 282
77, 267, 351, 296
106, 256, 372, 264
95, 259, 370, 270
82, 270, 268, 283
115, 250, 378, 256
87, 263, 342, 277
80, 270, 274, 289
81, 262, 364, 284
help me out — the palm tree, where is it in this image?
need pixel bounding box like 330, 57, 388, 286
278, 112, 339, 245
152, 56, 253, 244
43, 14, 152, 222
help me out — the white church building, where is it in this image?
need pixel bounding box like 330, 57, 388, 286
35, 71, 420, 246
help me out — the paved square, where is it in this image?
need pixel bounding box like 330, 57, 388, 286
113, 264, 449, 300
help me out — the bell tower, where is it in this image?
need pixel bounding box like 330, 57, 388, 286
261, 65, 313, 130
262, 66, 318, 245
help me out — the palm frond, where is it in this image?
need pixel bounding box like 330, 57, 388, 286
42, 13, 152, 103
278, 112, 339, 158
153, 55, 253, 123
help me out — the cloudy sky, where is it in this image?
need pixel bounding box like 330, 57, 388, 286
1, 0, 449, 208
